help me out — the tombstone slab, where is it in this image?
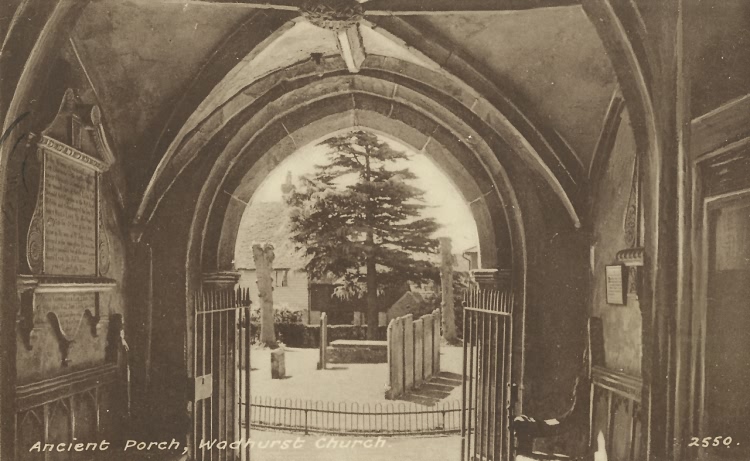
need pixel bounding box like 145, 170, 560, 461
404, 314, 414, 391
385, 318, 405, 399
414, 319, 424, 388
433, 309, 441, 374
271, 348, 286, 379
423, 314, 434, 380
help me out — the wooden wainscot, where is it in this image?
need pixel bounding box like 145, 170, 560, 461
590, 366, 643, 461
15, 364, 122, 459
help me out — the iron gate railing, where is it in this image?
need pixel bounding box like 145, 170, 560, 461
191, 288, 252, 461
461, 289, 514, 461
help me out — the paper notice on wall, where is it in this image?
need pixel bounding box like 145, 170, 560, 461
606, 265, 625, 305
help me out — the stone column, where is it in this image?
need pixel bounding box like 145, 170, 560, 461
252, 243, 276, 346
439, 237, 457, 343
644, 4, 691, 459
580, 2, 690, 458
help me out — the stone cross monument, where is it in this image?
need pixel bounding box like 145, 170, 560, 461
440, 237, 457, 342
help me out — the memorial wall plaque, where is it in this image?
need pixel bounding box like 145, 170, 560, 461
20, 90, 116, 368
25, 89, 114, 278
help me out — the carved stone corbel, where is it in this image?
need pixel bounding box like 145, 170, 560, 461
617, 247, 644, 300
47, 312, 74, 366
617, 142, 644, 301
17, 278, 40, 351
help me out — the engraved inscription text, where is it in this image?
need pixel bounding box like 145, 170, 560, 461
44, 154, 97, 275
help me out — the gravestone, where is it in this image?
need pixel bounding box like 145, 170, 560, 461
385, 318, 404, 399
271, 348, 286, 379
413, 318, 424, 388
318, 312, 328, 370
433, 309, 441, 374
423, 314, 434, 380
403, 314, 414, 391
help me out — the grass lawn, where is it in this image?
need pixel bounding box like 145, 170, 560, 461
250, 345, 464, 407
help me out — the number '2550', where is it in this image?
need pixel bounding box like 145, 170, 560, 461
688, 436, 733, 448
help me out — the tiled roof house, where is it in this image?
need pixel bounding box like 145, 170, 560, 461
235, 200, 309, 313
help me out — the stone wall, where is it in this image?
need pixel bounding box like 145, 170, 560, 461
590, 110, 642, 377
11, 72, 131, 455
385, 309, 441, 399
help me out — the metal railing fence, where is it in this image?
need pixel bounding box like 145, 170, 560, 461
248, 397, 464, 436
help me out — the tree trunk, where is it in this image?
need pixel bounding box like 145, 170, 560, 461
364, 151, 378, 340
366, 253, 378, 340
252, 243, 276, 346
440, 237, 457, 343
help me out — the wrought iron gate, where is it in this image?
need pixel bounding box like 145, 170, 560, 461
461, 289, 514, 461
191, 288, 252, 461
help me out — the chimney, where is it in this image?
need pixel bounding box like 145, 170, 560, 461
281, 171, 294, 197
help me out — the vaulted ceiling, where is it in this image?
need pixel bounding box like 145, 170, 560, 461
70, 0, 615, 177
60, 0, 750, 225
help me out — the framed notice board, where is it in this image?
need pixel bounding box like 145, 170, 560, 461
605, 264, 627, 305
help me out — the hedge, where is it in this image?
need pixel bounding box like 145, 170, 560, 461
249, 323, 387, 348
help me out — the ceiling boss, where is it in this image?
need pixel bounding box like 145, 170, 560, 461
301, 0, 367, 72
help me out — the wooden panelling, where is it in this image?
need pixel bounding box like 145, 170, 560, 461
699, 143, 750, 197
591, 366, 642, 461
691, 94, 750, 159
15, 365, 121, 460
16, 365, 117, 411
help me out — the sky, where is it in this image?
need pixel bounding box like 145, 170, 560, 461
249, 135, 480, 254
